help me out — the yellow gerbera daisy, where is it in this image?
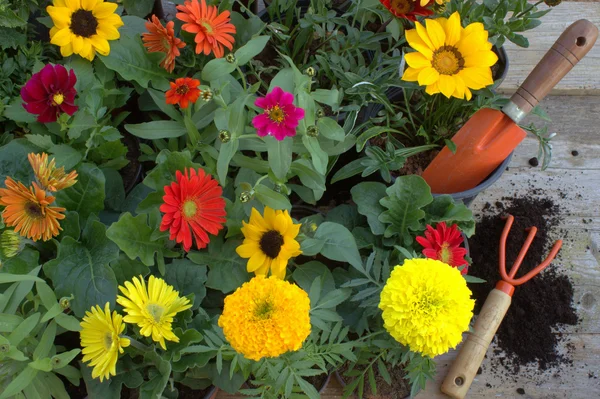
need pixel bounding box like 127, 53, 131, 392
80, 303, 130, 382
236, 207, 302, 279
28, 152, 78, 192
116, 275, 192, 350
218, 276, 311, 361
401, 11, 498, 100
47, 0, 124, 61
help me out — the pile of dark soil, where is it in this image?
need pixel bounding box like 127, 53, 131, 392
468, 197, 578, 372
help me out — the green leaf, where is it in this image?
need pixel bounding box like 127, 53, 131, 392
140, 352, 171, 399
33, 321, 56, 359
269, 68, 295, 93
444, 139, 457, 154
292, 261, 336, 294
148, 88, 182, 121
330, 158, 366, 184
0, 366, 37, 399
51, 349, 81, 370
266, 136, 292, 181
67, 110, 97, 140
295, 376, 320, 399
106, 212, 165, 267
55, 163, 105, 225
25, 134, 54, 150
125, 121, 187, 140
8, 313, 40, 347
54, 313, 82, 332
235, 35, 270, 65
29, 358, 53, 372
317, 118, 345, 141
143, 150, 200, 191
217, 139, 239, 186
43, 221, 119, 317
423, 195, 475, 237
3, 97, 36, 123
0, 8, 26, 28
228, 95, 250, 138
0, 314, 23, 332
1, 267, 41, 314
0, 273, 43, 284
110, 253, 150, 285
102, 168, 126, 211
254, 184, 291, 211
123, 0, 154, 17
379, 175, 433, 243
314, 222, 362, 271
290, 159, 326, 192
49, 144, 82, 170
311, 89, 340, 107
164, 258, 207, 310
188, 238, 249, 294
0, 247, 39, 275
98, 34, 169, 89
201, 58, 237, 82
356, 126, 400, 152
36, 281, 57, 311
302, 135, 328, 175
0, 139, 38, 187
351, 182, 387, 235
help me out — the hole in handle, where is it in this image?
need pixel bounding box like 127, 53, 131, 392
455, 376, 465, 386
576, 37, 587, 47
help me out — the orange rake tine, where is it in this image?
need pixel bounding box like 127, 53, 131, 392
512, 240, 564, 286
508, 226, 538, 279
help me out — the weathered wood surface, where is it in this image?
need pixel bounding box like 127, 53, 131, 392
498, 2, 600, 95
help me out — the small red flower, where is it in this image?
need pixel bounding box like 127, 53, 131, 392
159, 168, 226, 252
380, 0, 434, 22
165, 77, 201, 109
416, 222, 468, 274
21, 64, 78, 123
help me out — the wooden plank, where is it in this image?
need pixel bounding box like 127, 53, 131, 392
498, 2, 600, 95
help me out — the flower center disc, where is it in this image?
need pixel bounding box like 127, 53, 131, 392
390, 0, 413, 14
259, 230, 284, 259
182, 200, 197, 218
267, 106, 285, 124
146, 303, 166, 323
432, 46, 465, 75
25, 201, 43, 219
52, 93, 64, 106
176, 85, 189, 95
104, 332, 114, 350
70, 9, 99, 38
254, 300, 274, 320
438, 243, 453, 265
200, 20, 214, 34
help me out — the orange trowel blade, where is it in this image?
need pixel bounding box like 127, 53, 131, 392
422, 108, 527, 194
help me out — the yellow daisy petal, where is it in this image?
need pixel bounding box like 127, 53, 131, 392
444, 12, 461, 47
81, 0, 98, 10
425, 19, 446, 49
415, 21, 435, 50
438, 75, 456, 98
402, 67, 421, 82
50, 28, 73, 46
418, 67, 440, 86
405, 52, 431, 69
92, 2, 119, 18
406, 28, 433, 60
90, 35, 110, 55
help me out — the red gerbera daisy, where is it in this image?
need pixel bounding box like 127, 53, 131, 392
21, 64, 78, 123
159, 168, 226, 252
415, 222, 468, 274
165, 77, 201, 109
142, 15, 186, 73
380, 0, 434, 22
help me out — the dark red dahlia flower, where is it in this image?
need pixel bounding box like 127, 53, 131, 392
416, 222, 469, 274
21, 64, 78, 123
380, 0, 434, 22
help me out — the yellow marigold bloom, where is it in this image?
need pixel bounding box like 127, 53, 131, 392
401, 11, 498, 100
116, 275, 192, 350
47, 0, 124, 61
218, 276, 311, 361
236, 207, 302, 279
379, 258, 474, 358
80, 303, 130, 382
28, 152, 78, 192
0, 177, 65, 241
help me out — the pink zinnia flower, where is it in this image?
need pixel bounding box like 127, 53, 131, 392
416, 222, 469, 274
252, 87, 305, 141
21, 64, 78, 123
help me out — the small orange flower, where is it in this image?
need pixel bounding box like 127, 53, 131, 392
0, 177, 66, 241
142, 15, 186, 73
165, 77, 201, 109
176, 0, 236, 58
28, 152, 78, 192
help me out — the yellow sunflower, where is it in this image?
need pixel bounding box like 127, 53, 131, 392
401, 11, 498, 100
47, 0, 124, 61
236, 207, 302, 279
116, 275, 192, 350
80, 303, 130, 382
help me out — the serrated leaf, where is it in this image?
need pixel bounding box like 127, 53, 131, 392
110, 253, 150, 285
49, 144, 82, 170
164, 258, 207, 310
106, 212, 165, 267
351, 182, 387, 235
55, 163, 105, 225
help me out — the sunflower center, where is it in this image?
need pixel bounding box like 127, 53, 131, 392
176, 85, 189, 95
432, 46, 465, 75
146, 303, 165, 323
259, 230, 284, 259
103, 332, 114, 350
267, 106, 285, 124
24, 201, 43, 219
254, 299, 274, 320
52, 93, 64, 106
390, 0, 413, 14
438, 243, 453, 264
182, 200, 197, 218
70, 9, 99, 38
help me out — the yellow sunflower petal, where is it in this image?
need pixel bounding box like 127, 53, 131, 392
236, 243, 260, 258
247, 251, 267, 273
418, 67, 440, 86
406, 29, 433, 60
46, 6, 71, 28
50, 28, 73, 46
64, 0, 81, 9
459, 67, 493, 89
92, 2, 119, 18
453, 75, 466, 99
405, 52, 431, 69
425, 82, 440, 95
444, 12, 461, 47
464, 50, 498, 68
72, 35, 84, 53
90, 35, 110, 56
263, 206, 277, 225
60, 42, 74, 57
96, 22, 120, 40
402, 67, 421, 82
273, 213, 290, 235
425, 19, 446, 49
415, 21, 435, 51
438, 75, 456, 98
81, 0, 98, 10
457, 31, 488, 57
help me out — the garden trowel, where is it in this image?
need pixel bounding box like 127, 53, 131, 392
422, 19, 598, 194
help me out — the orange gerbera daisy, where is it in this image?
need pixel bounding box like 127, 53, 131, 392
28, 152, 78, 192
165, 77, 201, 109
0, 177, 65, 241
142, 15, 186, 73
176, 0, 236, 58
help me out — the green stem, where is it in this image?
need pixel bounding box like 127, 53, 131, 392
253, 174, 269, 189
124, 336, 152, 352
403, 89, 417, 132
236, 66, 248, 92
238, 134, 260, 140
514, 0, 544, 19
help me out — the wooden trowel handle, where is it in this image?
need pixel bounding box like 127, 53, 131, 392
441, 289, 512, 399
508, 19, 598, 118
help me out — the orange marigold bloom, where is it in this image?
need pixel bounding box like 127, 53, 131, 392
176, 0, 236, 58
28, 152, 78, 192
142, 15, 186, 73
0, 177, 65, 242
165, 77, 201, 109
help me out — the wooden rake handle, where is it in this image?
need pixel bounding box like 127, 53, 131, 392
508, 19, 598, 118
441, 288, 512, 399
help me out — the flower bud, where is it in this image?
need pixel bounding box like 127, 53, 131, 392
273, 184, 283, 193
310, 223, 318, 232
0, 230, 23, 258
201, 88, 213, 102
0, 344, 9, 353
307, 125, 319, 137
316, 109, 325, 118
240, 191, 253, 203
59, 297, 70, 310
305, 67, 316, 77
543, 0, 561, 6
225, 53, 236, 64
219, 130, 231, 143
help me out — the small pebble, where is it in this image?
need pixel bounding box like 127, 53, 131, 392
571, 150, 579, 156
517, 388, 525, 395
528, 157, 539, 167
